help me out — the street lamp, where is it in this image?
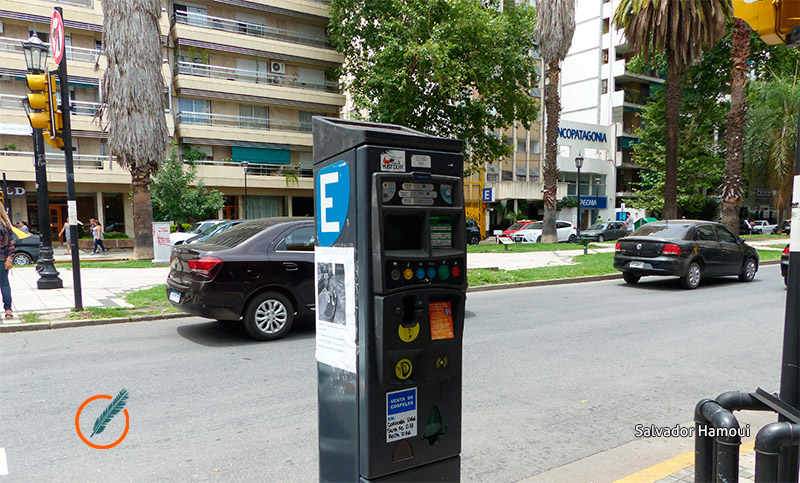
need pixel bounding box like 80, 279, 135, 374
241, 161, 249, 219
21, 36, 63, 289
575, 153, 584, 236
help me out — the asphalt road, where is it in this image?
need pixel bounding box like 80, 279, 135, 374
0, 265, 789, 481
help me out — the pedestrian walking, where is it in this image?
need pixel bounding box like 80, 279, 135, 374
91, 219, 107, 254
0, 208, 16, 319
624, 212, 635, 234
58, 220, 71, 254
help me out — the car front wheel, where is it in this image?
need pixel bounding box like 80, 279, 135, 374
568, 234, 578, 243
622, 272, 640, 284
243, 291, 294, 341
597, 235, 604, 242
12, 252, 32, 266
739, 257, 757, 282
469, 234, 480, 245
680, 262, 702, 289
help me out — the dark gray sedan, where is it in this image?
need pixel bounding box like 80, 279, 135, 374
580, 221, 627, 242
614, 220, 759, 289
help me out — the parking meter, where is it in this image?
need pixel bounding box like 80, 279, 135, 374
313, 118, 466, 482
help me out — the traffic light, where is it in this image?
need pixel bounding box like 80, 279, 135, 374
23, 72, 63, 148
733, 0, 800, 45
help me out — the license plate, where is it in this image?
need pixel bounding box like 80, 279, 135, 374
169, 290, 181, 303
629, 261, 644, 269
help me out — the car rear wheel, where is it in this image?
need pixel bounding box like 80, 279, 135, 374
243, 291, 294, 341
469, 234, 480, 245
12, 252, 31, 266
568, 234, 578, 243
680, 262, 702, 289
597, 235, 604, 242
536, 236, 542, 243
739, 257, 757, 282
622, 272, 640, 284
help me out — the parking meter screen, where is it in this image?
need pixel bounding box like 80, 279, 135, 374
430, 216, 452, 249
384, 215, 422, 250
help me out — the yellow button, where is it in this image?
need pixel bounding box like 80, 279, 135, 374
403, 268, 413, 280
395, 359, 413, 380
398, 323, 420, 343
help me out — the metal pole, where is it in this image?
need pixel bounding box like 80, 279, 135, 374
32, 128, 62, 289
576, 165, 581, 236
55, 6, 82, 311
777, 98, 800, 482
243, 164, 248, 219
2, 173, 8, 211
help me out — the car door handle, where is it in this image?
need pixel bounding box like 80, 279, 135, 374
283, 262, 299, 271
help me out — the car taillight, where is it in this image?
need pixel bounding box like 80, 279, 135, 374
661, 243, 682, 256
615, 241, 620, 251
188, 256, 223, 278
784, 245, 790, 255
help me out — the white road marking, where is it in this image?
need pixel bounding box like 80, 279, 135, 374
0, 447, 7, 475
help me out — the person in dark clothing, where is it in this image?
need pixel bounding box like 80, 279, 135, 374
91, 219, 107, 254
0, 208, 16, 318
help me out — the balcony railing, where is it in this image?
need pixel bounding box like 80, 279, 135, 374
0, 37, 102, 63
194, 159, 313, 178
49, 0, 93, 7
173, 11, 330, 48
0, 94, 103, 117
0, 150, 110, 169
176, 61, 340, 94
176, 111, 311, 134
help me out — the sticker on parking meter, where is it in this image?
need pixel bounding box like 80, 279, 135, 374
316, 161, 350, 247
387, 388, 417, 442
380, 150, 406, 172
429, 301, 454, 340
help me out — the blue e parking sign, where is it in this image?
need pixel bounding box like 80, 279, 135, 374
316, 161, 350, 246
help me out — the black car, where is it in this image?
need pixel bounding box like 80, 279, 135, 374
614, 220, 759, 289
466, 219, 481, 245
167, 218, 315, 340
782, 244, 789, 286
13, 231, 40, 266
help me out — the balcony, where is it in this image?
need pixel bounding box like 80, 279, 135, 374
176, 61, 339, 94
195, 160, 312, 178
173, 11, 330, 49
0, 150, 111, 170
175, 111, 313, 146
177, 111, 309, 132
1, 94, 103, 116
48, 0, 94, 7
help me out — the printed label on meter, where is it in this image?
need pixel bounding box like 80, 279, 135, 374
429, 301, 455, 340
387, 388, 417, 442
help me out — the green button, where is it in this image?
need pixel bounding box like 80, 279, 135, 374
438, 265, 449, 279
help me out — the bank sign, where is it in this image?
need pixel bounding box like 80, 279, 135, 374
568, 196, 607, 209
558, 127, 607, 143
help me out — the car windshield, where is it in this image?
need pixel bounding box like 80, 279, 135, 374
196, 223, 221, 236
632, 223, 690, 239
507, 222, 526, 231
588, 223, 605, 230
187, 222, 202, 233
522, 223, 543, 230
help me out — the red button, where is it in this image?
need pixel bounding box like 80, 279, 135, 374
451, 266, 461, 277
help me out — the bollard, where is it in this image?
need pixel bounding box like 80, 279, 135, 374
755, 422, 800, 482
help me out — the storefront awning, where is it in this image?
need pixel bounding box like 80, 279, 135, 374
231, 146, 290, 165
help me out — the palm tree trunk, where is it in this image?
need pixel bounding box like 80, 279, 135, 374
131, 164, 155, 259
542, 60, 561, 243
721, 18, 751, 233
663, 49, 681, 219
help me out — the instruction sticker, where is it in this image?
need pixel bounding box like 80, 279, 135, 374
429, 301, 455, 340
387, 388, 417, 442
411, 154, 431, 168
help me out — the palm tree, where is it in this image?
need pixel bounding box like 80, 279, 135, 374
534, 0, 575, 243
101, 0, 169, 259
720, 18, 751, 234
614, 0, 730, 219
744, 73, 800, 224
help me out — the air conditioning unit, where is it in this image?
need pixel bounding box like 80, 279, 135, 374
270, 62, 286, 74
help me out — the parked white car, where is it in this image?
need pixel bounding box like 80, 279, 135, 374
169, 219, 230, 245
751, 220, 778, 234
511, 221, 579, 243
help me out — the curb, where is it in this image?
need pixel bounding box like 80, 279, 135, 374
0, 312, 186, 333
0, 260, 783, 333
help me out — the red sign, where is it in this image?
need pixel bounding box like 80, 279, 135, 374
50, 10, 65, 65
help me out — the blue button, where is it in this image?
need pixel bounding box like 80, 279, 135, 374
416, 268, 425, 279
427, 267, 436, 278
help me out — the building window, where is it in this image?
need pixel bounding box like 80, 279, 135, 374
239, 104, 268, 130
602, 49, 609, 65
177, 98, 210, 125
517, 140, 527, 153
603, 19, 610, 34
601, 79, 608, 94
558, 145, 571, 158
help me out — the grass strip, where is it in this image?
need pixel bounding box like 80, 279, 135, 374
468, 242, 601, 253
65, 284, 179, 320
21, 312, 42, 324
55, 260, 169, 269
467, 252, 617, 286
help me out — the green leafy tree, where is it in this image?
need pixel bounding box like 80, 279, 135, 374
614, 0, 730, 219
151, 145, 225, 223
743, 72, 800, 223
329, 0, 539, 171
533, 0, 575, 243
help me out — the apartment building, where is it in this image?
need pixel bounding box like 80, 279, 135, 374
0, 0, 344, 240
560, 0, 664, 219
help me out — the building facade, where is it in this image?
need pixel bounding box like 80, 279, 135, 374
0, 0, 344, 240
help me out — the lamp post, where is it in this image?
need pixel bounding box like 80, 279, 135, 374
241, 161, 249, 219
575, 154, 584, 236
22, 36, 62, 289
